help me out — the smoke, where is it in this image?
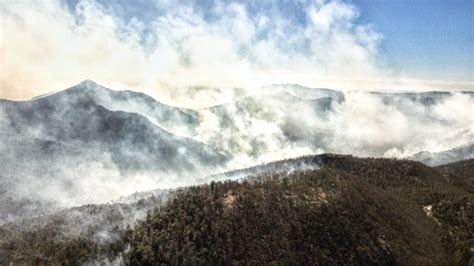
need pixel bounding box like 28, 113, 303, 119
326, 92, 473, 157
194, 88, 474, 169
194, 93, 322, 167
1, 0, 396, 105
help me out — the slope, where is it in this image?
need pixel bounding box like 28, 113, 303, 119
2, 155, 472, 265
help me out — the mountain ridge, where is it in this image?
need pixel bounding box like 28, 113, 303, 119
410, 142, 474, 166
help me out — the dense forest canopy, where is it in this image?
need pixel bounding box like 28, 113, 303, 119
1, 155, 472, 265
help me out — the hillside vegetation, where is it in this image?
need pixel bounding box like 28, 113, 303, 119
1, 155, 472, 265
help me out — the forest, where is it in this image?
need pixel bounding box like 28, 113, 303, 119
1, 155, 472, 265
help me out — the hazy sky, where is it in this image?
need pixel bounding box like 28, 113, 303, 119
0, 0, 472, 102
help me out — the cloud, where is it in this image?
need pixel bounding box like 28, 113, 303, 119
0, 0, 422, 105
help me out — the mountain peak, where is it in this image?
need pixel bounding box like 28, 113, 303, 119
67, 79, 111, 94
77, 79, 100, 87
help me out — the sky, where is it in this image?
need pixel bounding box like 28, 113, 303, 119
354, 0, 473, 83
0, 0, 473, 103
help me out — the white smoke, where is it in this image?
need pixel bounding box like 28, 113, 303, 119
1, 0, 391, 105
194, 88, 473, 169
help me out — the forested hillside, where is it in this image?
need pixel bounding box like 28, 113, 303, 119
1, 155, 472, 265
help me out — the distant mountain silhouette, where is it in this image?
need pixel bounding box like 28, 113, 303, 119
371, 90, 474, 106
410, 142, 474, 166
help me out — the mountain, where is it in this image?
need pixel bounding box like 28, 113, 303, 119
410, 142, 474, 166
0, 81, 228, 173
49, 80, 199, 136
1, 155, 472, 265
370, 90, 474, 106
262, 83, 345, 101
0, 81, 229, 222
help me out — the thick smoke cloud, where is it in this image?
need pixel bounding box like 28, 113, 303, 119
325, 92, 473, 157
0, 0, 428, 106
194, 88, 473, 169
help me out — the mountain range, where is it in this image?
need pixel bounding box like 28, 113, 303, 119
1, 80, 473, 222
